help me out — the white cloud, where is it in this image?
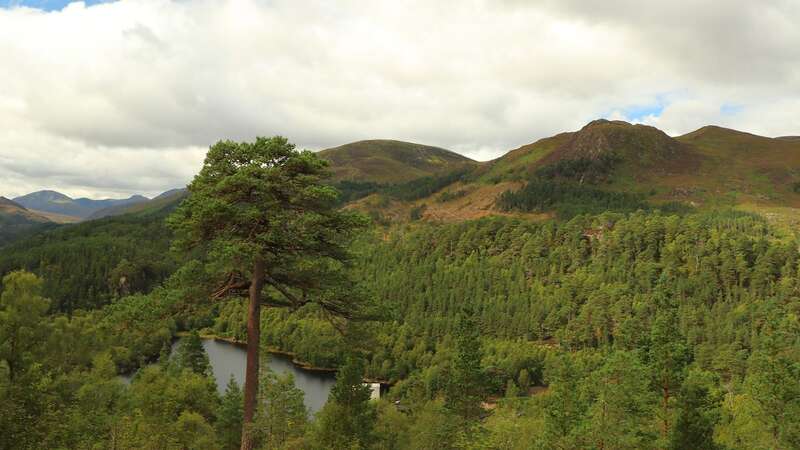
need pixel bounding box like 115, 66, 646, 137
0, 0, 798, 197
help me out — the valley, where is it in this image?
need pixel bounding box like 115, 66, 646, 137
2, 123, 800, 449
3, 2, 798, 448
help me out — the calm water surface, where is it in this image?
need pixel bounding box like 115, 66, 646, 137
201, 338, 335, 414
122, 338, 335, 414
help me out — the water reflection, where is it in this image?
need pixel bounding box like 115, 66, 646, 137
121, 338, 336, 414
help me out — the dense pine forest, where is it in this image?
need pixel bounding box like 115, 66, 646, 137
215, 210, 800, 448
2, 133, 800, 449
3, 1, 799, 448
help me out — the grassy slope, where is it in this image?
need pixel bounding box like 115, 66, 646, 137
88, 189, 188, 219
477, 132, 574, 182
28, 209, 81, 223
357, 121, 800, 224
0, 197, 56, 247
479, 120, 800, 206
318, 139, 478, 183
675, 126, 800, 207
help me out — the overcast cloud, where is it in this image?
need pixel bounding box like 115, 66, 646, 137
1, 0, 798, 198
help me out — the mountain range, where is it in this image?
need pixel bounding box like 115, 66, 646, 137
3, 120, 800, 245
324, 120, 800, 223
12, 190, 150, 220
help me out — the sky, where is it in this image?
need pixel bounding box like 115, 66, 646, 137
1, 1, 799, 199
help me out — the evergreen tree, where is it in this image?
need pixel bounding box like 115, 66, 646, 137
717, 346, 800, 449
541, 354, 587, 448
176, 330, 211, 376
584, 351, 655, 450
253, 368, 308, 449
648, 299, 691, 442
310, 355, 376, 449
669, 370, 721, 450
0, 271, 50, 382
72, 353, 127, 449
174, 411, 217, 450
168, 136, 367, 450
216, 376, 243, 450
518, 368, 530, 394
407, 400, 459, 450
444, 309, 486, 421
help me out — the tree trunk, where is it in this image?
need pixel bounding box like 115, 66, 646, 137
661, 383, 670, 439
241, 257, 264, 450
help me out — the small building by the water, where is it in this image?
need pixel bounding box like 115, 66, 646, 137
365, 383, 381, 401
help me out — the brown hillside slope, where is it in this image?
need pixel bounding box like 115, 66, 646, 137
318, 139, 478, 183
0, 196, 50, 222
675, 125, 800, 207
484, 120, 800, 208
340, 121, 800, 223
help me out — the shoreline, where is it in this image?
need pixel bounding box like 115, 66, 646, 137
181, 331, 392, 384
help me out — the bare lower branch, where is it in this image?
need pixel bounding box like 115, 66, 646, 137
211, 272, 250, 300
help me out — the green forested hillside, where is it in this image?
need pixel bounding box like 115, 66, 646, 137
209, 209, 800, 448
0, 197, 55, 247
0, 205, 178, 313
3, 136, 800, 449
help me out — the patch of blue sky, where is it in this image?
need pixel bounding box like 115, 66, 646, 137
1, 0, 112, 11
622, 102, 666, 121
720, 103, 743, 116
601, 95, 670, 123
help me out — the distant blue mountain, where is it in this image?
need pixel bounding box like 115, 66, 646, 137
13, 190, 149, 219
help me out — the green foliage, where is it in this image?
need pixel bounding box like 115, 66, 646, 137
253, 367, 308, 449
118, 364, 219, 448
537, 154, 621, 183
648, 300, 692, 441
0, 213, 55, 248
0, 211, 176, 312
437, 189, 468, 203
0, 271, 212, 449
0, 271, 50, 382
173, 411, 218, 450
583, 351, 656, 449
444, 310, 486, 421
497, 179, 650, 217
212, 301, 348, 369
716, 338, 800, 449
670, 369, 722, 450
409, 203, 426, 221
95, 290, 177, 372
176, 330, 212, 376
333, 180, 383, 204
372, 400, 413, 450
309, 356, 376, 449
332, 168, 471, 205
480, 400, 542, 450
70, 353, 128, 448
169, 135, 370, 321
406, 400, 460, 450
0, 271, 55, 449
216, 376, 244, 450
6, 162, 800, 450
540, 352, 593, 447
383, 168, 471, 201
169, 136, 370, 449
